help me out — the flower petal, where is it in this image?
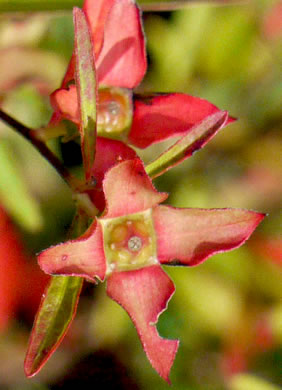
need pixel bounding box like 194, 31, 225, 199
129, 93, 235, 148
61, 0, 116, 88
145, 111, 228, 179
106, 265, 178, 382
153, 205, 265, 266
84, 0, 116, 58
102, 159, 168, 218
96, 0, 147, 88
49, 85, 79, 125
89, 137, 137, 211
38, 220, 106, 282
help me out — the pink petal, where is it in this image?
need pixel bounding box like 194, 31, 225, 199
102, 159, 167, 218
96, 0, 147, 88
153, 205, 265, 266
129, 93, 235, 148
49, 85, 79, 125
38, 221, 106, 282
84, 0, 116, 58
107, 265, 178, 382
62, 0, 116, 88
88, 137, 137, 211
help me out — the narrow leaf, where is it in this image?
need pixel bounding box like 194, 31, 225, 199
24, 275, 83, 377
145, 111, 228, 179
74, 7, 97, 181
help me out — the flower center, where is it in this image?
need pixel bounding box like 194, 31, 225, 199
97, 87, 132, 140
100, 209, 158, 274
128, 236, 142, 251
107, 101, 120, 116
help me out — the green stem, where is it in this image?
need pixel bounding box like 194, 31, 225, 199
0, 109, 82, 190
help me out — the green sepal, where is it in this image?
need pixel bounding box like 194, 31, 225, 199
145, 111, 228, 179
74, 7, 97, 181
24, 209, 90, 377
24, 274, 83, 377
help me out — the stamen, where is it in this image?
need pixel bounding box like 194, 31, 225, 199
128, 236, 142, 252
107, 101, 120, 116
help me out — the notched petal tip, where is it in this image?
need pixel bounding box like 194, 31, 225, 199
38, 222, 106, 282
24, 274, 83, 378
88, 137, 137, 211
102, 158, 168, 218
106, 266, 179, 382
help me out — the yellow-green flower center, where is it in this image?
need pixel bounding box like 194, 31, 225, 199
127, 236, 142, 251
97, 87, 132, 141
100, 209, 158, 274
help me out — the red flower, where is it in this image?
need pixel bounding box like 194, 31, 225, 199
38, 159, 264, 381
87, 137, 137, 211
50, 0, 234, 148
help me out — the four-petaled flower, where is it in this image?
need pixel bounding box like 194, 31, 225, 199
50, 0, 234, 149
38, 158, 264, 382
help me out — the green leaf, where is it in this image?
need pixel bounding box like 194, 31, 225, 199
0, 138, 42, 231
145, 111, 228, 179
24, 275, 83, 377
74, 7, 97, 181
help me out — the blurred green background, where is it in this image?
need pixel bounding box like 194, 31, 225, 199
0, 0, 281, 389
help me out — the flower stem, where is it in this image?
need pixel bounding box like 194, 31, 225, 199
0, 109, 83, 190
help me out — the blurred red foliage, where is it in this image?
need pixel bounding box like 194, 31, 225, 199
0, 206, 49, 331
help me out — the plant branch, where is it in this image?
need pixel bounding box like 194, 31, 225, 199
0, 109, 82, 190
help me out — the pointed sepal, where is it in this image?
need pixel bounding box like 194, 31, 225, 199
24, 275, 83, 377
74, 7, 97, 181
146, 111, 229, 179
62, 0, 115, 88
